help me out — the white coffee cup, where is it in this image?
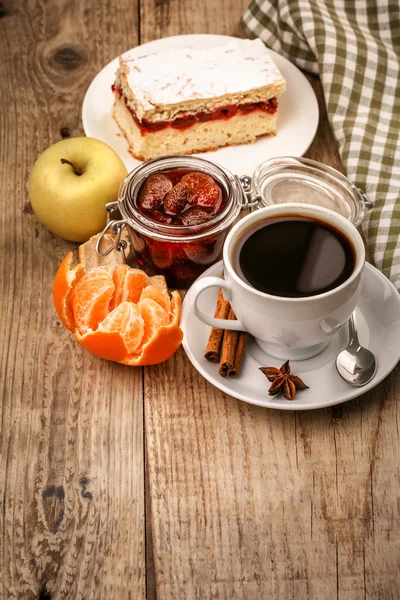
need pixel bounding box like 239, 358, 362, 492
188, 203, 365, 360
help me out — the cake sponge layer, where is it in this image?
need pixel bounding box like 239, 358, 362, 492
113, 93, 278, 161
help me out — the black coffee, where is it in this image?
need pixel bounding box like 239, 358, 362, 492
236, 216, 356, 298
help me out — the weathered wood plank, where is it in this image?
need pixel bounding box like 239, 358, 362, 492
145, 340, 400, 600
0, 1, 144, 598
140, 0, 249, 42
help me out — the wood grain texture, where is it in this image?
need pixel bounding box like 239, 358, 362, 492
0, 1, 144, 598
141, 3, 400, 600
145, 356, 400, 599
140, 0, 249, 42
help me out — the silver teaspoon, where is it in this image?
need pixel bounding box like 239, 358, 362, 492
336, 313, 377, 386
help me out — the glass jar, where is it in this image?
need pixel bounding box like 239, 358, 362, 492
247, 157, 371, 227
97, 155, 245, 288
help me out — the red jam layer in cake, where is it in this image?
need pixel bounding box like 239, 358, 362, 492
112, 85, 278, 135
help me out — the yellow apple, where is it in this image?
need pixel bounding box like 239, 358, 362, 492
29, 137, 128, 242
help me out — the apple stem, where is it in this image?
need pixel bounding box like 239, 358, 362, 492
60, 158, 82, 176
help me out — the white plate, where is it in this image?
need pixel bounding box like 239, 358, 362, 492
181, 261, 400, 410
82, 34, 319, 176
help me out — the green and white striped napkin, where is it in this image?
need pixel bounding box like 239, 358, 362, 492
242, 0, 400, 288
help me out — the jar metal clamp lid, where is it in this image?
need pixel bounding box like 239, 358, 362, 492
243, 157, 372, 227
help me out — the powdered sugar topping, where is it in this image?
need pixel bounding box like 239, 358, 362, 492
120, 39, 285, 113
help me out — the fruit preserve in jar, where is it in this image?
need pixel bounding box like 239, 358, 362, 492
115, 156, 244, 288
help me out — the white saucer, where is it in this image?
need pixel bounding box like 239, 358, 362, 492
82, 34, 319, 177
181, 261, 400, 410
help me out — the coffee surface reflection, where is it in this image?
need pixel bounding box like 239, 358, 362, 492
235, 216, 356, 298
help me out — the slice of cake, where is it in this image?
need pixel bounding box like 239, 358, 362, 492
112, 39, 286, 161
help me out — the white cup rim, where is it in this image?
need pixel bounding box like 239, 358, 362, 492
223, 203, 365, 303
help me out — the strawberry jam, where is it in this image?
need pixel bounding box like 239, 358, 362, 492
133, 169, 228, 287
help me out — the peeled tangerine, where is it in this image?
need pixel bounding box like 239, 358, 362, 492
53, 253, 183, 365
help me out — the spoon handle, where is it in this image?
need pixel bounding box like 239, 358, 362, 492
348, 313, 359, 346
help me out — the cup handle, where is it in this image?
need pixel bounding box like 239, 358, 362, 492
188, 276, 247, 331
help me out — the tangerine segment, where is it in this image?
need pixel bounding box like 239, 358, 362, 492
53, 251, 85, 331
70, 267, 115, 333
139, 297, 170, 347
110, 264, 150, 310
139, 284, 171, 313
169, 291, 181, 326
110, 264, 129, 310
99, 301, 144, 354
125, 269, 150, 303
123, 325, 183, 366
148, 275, 169, 293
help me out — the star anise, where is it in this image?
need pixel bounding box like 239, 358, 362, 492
259, 360, 309, 400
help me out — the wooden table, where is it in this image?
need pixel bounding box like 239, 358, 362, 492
1, 1, 400, 599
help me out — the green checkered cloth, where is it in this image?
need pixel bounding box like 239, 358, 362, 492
242, 0, 400, 288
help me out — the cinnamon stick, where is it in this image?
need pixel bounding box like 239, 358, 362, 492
204, 275, 248, 376
204, 286, 230, 362
218, 308, 239, 377
228, 331, 248, 377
